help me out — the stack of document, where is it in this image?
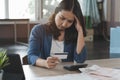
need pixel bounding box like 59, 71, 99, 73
79, 65, 120, 80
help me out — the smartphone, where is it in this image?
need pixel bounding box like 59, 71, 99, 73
63, 63, 88, 71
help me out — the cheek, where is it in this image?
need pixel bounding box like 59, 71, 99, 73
55, 17, 59, 25
55, 17, 62, 26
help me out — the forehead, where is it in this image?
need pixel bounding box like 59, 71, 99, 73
57, 10, 74, 20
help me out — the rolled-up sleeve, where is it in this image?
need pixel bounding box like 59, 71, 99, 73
28, 25, 43, 65
74, 45, 87, 63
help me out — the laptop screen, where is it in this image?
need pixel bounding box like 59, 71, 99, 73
3, 53, 25, 80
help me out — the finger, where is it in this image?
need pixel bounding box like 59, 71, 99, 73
48, 57, 59, 63
52, 57, 60, 61
50, 56, 58, 60
74, 15, 78, 22
47, 59, 57, 64
50, 62, 58, 66
47, 62, 58, 68
47, 57, 55, 62
48, 56, 58, 60
47, 57, 60, 64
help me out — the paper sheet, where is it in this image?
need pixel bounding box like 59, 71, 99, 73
79, 65, 120, 80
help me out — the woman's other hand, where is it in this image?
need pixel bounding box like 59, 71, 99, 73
74, 15, 85, 54
74, 15, 83, 33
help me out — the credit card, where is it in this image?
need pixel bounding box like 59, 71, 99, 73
52, 52, 68, 59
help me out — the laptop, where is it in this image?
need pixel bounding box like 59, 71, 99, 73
2, 53, 25, 80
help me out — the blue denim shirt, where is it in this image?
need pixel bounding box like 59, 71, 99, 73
28, 24, 87, 65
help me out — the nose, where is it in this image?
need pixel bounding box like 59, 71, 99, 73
62, 20, 68, 27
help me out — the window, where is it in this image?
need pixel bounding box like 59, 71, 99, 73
9, 0, 35, 20
42, 0, 61, 18
0, 0, 35, 21
78, 0, 85, 15
0, 0, 62, 21
42, 0, 86, 18
0, 0, 85, 21
0, 0, 5, 19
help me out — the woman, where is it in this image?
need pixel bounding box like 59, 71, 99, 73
28, 0, 87, 69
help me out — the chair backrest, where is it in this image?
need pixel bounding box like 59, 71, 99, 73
22, 55, 29, 65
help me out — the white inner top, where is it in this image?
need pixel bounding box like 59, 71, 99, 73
50, 37, 64, 56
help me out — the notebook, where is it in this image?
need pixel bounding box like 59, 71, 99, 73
2, 53, 25, 80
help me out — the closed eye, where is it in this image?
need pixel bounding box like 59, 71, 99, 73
67, 20, 74, 23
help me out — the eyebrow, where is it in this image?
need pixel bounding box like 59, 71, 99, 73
60, 15, 74, 21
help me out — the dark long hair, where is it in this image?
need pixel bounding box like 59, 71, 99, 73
44, 0, 86, 44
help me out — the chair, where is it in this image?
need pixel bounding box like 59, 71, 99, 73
22, 55, 29, 65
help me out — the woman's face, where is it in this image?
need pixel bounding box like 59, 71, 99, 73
55, 10, 74, 31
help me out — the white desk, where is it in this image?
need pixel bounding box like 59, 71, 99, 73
85, 58, 120, 68
23, 63, 80, 79
23, 58, 120, 79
